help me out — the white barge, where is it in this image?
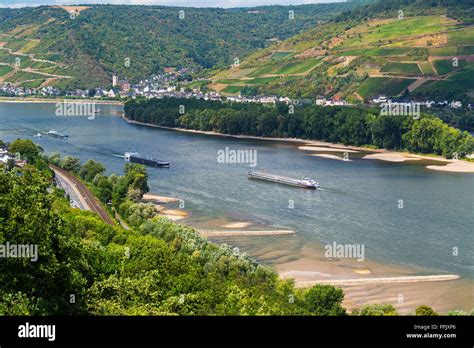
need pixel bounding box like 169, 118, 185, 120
248, 170, 319, 189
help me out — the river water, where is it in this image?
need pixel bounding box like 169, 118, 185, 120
1, 102, 473, 280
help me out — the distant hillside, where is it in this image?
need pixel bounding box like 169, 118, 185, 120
0, 2, 363, 89
209, 0, 474, 102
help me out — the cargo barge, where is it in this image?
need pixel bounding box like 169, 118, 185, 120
248, 170, 319, 189
47, 130, 68, 139
124, 152, 170, 167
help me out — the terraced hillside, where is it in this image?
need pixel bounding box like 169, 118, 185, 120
0, 28, 72, 88
209, 3, 474, 102
0, 2, 362, 89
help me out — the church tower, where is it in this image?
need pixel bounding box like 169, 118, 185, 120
112, 72, 118, 87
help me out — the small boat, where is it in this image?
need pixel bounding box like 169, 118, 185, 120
47, 130, 68, 139
34, 132, 42, 137
124, 152, 169, 168
94, 108, 101, 113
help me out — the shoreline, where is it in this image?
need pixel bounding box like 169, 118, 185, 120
185, 217, 473, 313
0, 97, 124, 106
272, 245, 473, 314
122, 116, 474, 173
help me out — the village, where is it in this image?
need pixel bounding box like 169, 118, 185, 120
0, 68, 471, 111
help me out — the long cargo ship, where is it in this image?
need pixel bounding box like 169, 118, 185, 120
124, 152, 170, 167
248, 170, 319, 189
47, 130, 68, 139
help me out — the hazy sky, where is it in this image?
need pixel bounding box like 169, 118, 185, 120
0, 0, 345, 9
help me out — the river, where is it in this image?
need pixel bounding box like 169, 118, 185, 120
1, 102, 473, 285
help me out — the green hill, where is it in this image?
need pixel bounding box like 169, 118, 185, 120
209, 0, 474, 102
0, 2, 363, 89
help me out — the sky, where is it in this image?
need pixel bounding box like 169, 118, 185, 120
0, 0, 345, 9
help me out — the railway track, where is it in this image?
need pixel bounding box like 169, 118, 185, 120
50, 164, 115, 226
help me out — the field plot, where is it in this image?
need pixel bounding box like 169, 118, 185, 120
341, 16, 454, 50
333, 47, 413, 57
418, 62, 436, 75
433, 59, 465, 75
428, 46, 458, 56
0, 65, 13, 77
271, 51, 293, 60
216, 79, 246, 85
248, 65, 278, 78
20, 79, 46, 88
273, 58, 321, 75
246, 76, 279, 84
448, 27, 474, 45
381, 62, 422, 75
415, 64, 474, 96
222, 85, 243, 94
358, 77, 414, 98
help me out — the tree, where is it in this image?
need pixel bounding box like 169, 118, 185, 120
79, 160, 106, 182
8, 139, 43, 163
352, 304, 398, 316
124, 163, 149, 196
48, 152, 61, 166
301, 285, 346, 316
415, 305, 438, 316
60, 156, 81, 172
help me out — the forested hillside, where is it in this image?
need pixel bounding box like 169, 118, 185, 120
0, 2, 363, 89
210, 0, 474, 102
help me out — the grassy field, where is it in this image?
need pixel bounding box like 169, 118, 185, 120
273, 58, 321, 75
459, 46, 474, 55
19, 79, 45, 88
333, 47, 413, 57
271, 51, 293, 60
248, 65, 278, 78
187, 79, 210, 89
433, 59, 465, 75
246, 76, 279, 84
216, 79, 245, 85
448, 27, 474, 45
29, 61, 56, 70
221, 85, 242, 93
341, 16, 453, 49
7, 70, 47, 83
380, 62, 422, 75
358, 77, 414, 98
0, 51, 33, 68
0, 65, 13, 77
428, 46, 458, 56
418, 62, 436, 75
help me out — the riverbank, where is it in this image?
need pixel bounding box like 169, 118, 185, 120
273, 245, 472, 314
122, 116, 474, 173
187, 216, 472, 314
0, 97, 124, 106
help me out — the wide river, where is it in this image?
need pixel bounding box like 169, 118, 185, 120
1, 102, 473, 281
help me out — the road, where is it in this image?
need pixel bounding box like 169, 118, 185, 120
50, 164, 115, 226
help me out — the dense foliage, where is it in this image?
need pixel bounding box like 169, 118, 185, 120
125, 97, 474, 158
336, 0, 474, 25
